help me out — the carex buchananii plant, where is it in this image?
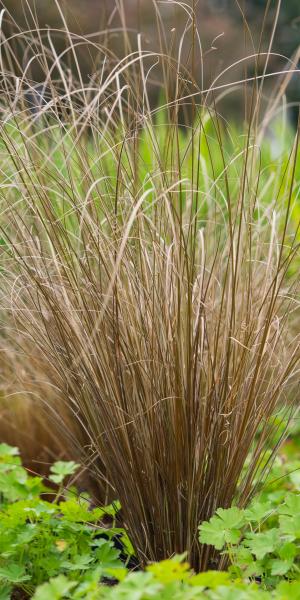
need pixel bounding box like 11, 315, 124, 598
0, 0, 299, 570
0, 336, 105, 496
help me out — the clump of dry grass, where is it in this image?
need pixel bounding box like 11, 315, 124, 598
0, 343, 67, 474
0, 333, 109, 498
0, 1, 299, 570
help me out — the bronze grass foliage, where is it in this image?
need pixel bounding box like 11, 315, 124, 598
0, 1, 300, 570
0, 340, 71, 471
0, 338, 106, 497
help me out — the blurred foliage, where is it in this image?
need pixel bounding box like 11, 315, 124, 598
0, 1, 298, 128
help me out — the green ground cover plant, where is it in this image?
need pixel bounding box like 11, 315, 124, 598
0, 443, 129, 598
1, 441, 300, 599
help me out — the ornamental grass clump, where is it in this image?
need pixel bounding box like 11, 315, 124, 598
0, 338, 104, 494
0, 1, 299, 570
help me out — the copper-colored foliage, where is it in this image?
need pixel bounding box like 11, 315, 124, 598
0, 338, 108, 499
0, 1, 299, 571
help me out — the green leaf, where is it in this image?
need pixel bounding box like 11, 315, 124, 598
24, 476, 45, 498
104, 567, 128, 583
244, 560, 265, 579
233, 546, 255, 568
111, 529, 136, 558
278, 542, 297, 561
0, 459, 39, 503
14, 523, 37, 545
59, 499, 102, 523
244, 502, 272, 523
270, 558, 293, 576
275, 581, 300, 599
279, 514, 300, 540
49, 461, 80, 485
0, 563, 30, 584
24, 501, 57, 518
0, 445, 19, 458
146, 556, 190, 584
214, 507, 245, 529
70, 567, 102, 598
245, 528, 280, 560
0, 584, 12, 600
102, 500, 121, 517
33, 575, 77, 600
199, 519, 226, 550
199, 507, 245, 550
94, 539, 122, 570
279, 494, 300, 517
190, 570, 231, 589
211, 585, 270, 600
289, 470, 300, 489
61, 553, 94, 571
103, 572, 161, 599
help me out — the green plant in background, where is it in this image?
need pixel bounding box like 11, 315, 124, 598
0, 444, 128, 599
2, 440, 300, 598
198, 425, 300, 592
200, 497, 300, 582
